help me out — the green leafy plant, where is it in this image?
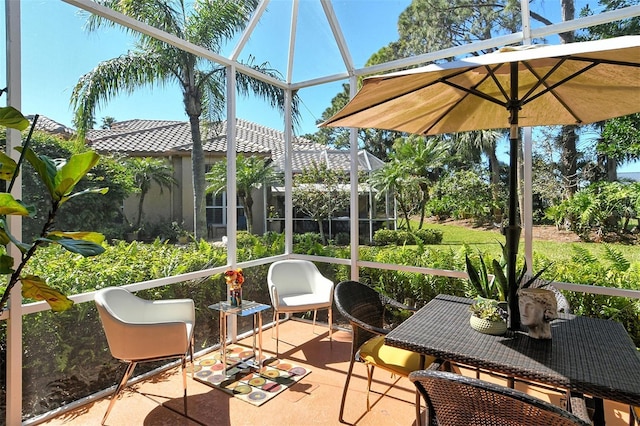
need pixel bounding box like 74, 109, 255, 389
465, 251, 505, 301
491, 241, 552, 291
373, 228, 443, 246
469, 297, 507, 322
0, 106, 107, 311
466, 241, 552, 302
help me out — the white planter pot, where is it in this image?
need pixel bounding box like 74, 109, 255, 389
469, 315, 507, 336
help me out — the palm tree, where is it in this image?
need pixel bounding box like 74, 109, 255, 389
396, 135, 451, 228
375, 135, 451, 230
100, 116, 116, 129
71, 0, 297, 239
128, 157, 177, 229
206, 155, 279, 234
369, 162, 421, 232
454, 129, 505, 222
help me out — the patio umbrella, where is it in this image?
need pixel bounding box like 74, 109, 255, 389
321, 35, 640, 330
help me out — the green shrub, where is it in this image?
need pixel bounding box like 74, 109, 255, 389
293, 232, 323, 245
334, 232, 350, 246
428, 170, 498, 224
18, 132, 137, 242
5, 228, 640, 421
293, 232, 329, 256
547, 181, 640, 240
372, 229, 396, 245
373, 228, 443, 245
415, 228, 444, 244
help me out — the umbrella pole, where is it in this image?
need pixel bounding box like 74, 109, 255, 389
506, 132, 522, 331
507, 62, 522, 331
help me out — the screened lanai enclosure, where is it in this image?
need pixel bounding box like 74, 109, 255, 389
2, 0, 640, 424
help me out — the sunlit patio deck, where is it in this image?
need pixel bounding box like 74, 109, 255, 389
40, 319, 633, 426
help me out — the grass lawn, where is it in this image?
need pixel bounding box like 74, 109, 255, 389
422, 220, 640, 267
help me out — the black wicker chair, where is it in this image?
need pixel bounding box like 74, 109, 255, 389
334, 280, 435, 424
409, 369, 592, 426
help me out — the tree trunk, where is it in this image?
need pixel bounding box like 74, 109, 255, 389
606, 156, 618, 182
136, 193, 145, 229
243, 193, 254, 234
559, 0, 579, 199
188, 114, 207, 239
487, 148, 502, 223
559, 126, 579, 198
316, 218, 327, 245
183, 75, 207, 240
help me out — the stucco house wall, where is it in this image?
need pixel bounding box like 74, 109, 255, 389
80, 118, 386, 239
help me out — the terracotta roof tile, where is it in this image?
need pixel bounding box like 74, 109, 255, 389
272, 149, 384, 173
27, 115, 75, 139
81, 118, 383, 171
85, 118, 319, 157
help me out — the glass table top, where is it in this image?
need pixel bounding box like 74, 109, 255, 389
208, 300, 271, 316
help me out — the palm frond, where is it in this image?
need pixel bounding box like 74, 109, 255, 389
70, 53, 175, 138
602, 244, 631, 272
571, 245, 598, 265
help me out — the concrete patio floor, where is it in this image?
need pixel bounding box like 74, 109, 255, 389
39, 320, 632, 426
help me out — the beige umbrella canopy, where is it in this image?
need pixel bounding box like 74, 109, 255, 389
323, 36, 640, 134
322, 35, 640, 330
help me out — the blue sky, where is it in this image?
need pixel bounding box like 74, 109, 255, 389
1, 0, 637, 173
1, 0, 411, 136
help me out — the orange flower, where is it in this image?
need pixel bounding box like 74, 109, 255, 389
224, 268, 244, 287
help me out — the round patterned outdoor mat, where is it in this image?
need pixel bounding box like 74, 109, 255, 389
288, 367, 307, 376
233, 385, 252, 395
262, 369, 280, 378
248, 391, 267, 401
249, 377, 266, 387
207, 374, 226, 384
195, 370, 213, 379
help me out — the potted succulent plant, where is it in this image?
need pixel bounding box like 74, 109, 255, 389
468, 297, 508, 335
465, 244, 552, 330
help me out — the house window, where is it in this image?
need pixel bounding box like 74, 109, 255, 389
206, 192, 245, 227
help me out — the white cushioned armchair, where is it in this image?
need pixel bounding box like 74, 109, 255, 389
94, 287, 195, 425
267, 260, 334, 354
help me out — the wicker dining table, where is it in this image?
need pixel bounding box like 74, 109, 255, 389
385, 294, 640, 424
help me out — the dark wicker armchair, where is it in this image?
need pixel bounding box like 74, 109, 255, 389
409, 369, 592, 426
334, 280, 435, 424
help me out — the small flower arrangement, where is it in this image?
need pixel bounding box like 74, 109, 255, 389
224, 268, 245, 287
469, 297, 507, 322
224, 268, 244, 307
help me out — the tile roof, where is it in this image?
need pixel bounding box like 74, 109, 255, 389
28, 115, 75, 139
31, 117, 384, 172
85, 118, 321, 157
271, 149, 385, 173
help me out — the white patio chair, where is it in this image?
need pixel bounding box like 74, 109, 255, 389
94, 287, 195, 425
267, 260, 333, 354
